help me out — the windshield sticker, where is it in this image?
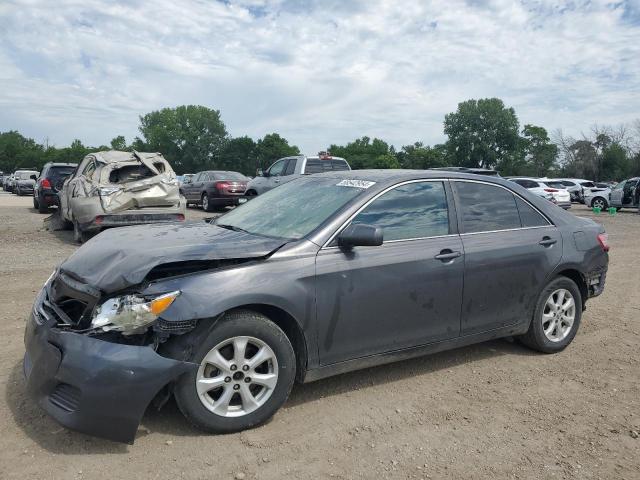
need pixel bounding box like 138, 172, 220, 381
336, 179, 376, 189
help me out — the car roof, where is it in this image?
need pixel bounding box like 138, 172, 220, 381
311, 169, 517, 187
90, 151, 165, 164
46, 162, 78, 167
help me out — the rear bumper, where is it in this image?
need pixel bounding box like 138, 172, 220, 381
23, 310, 197, 443
38, 189, 60, 206
208, 195, 245, 206
86, 212, 186, 231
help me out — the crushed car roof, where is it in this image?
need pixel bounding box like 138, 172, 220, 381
89, 151, 165, 163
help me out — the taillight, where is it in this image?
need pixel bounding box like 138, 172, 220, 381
597, 233, 610, 252
95, 215, 104, 225
176, 214, 185, 221
215, 181, 230, 190
41, 178, 51, 189
544, 188, 558, 192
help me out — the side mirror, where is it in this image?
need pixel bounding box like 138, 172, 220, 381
257, 169, 267, 177
338, 223, 383, 248
184, 178, 192, 184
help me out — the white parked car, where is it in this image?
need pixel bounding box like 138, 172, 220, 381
508, 178, 572, 209
584, 187, 612, 210
552, 178, 597, 203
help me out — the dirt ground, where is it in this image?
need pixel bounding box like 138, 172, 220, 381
0, 191, 638, 480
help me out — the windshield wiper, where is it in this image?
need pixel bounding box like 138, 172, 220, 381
216, 223, 251, 234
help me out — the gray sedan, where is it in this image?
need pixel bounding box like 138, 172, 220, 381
24, 170, 608, 443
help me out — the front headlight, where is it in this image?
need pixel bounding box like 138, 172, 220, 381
91, 291, 180, 335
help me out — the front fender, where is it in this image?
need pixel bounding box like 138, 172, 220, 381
141, 252, 318, 364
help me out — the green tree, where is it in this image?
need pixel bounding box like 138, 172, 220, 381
443, 98, 522, 169
521, 124, 558, 177
397, 142, 447, 169
138, 105, 228, 174
110, 135, 127, 150
220, 136, 257, 175
0, 130, 45, 172
252, 133, 300, 171
328, 137, 395, 169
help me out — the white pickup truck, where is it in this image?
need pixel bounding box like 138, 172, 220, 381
245, 154, 351, 196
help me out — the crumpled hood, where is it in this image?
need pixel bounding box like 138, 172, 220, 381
60, 221, 286, 294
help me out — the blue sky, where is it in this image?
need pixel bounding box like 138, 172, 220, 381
0, 0, 639, 153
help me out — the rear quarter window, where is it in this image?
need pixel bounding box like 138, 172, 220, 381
515, 196, 550, 227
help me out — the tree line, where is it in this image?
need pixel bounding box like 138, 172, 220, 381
2, 99, 639, 181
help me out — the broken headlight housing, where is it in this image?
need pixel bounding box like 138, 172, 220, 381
91, 291, 180, 335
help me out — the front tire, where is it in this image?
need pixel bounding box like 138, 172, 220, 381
174, 310, 296, 434
519, 277, 582, 353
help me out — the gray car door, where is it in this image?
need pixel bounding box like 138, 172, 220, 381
452, 180, 562, 335
263, 159, 287, 192
315, 180, 464, 366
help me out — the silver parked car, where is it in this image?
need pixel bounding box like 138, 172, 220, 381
245, 153, 350, 196
59, 151, 186, 243
12, 169, 39, 196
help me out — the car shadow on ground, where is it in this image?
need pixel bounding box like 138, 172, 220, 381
6, 336, 537, 453
142, 337, 537, 438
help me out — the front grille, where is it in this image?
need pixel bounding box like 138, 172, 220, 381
49, 383, 81, 412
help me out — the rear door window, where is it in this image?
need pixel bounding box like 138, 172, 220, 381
283, 159, 297, 176
351, 181, 449, 241
454, 181, 521, 233
331, 160, 350, 171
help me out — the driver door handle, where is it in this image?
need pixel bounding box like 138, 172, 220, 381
434, 250, 462, 261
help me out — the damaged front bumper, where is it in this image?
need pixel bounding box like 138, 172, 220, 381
23, 310, 197, 443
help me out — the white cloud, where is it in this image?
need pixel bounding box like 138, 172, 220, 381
0, 0, 639, 153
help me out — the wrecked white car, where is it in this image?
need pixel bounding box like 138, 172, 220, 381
59, 151, 186, 242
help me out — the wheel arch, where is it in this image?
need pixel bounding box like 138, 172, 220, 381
554, 268, 588, 309
229, 304, 309, 383
161, 303, 310, 383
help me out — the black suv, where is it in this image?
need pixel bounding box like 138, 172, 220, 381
33, 162, 77, 213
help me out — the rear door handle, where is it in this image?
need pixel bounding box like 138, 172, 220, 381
434, 250, 462, 261
539, 237, 557, 247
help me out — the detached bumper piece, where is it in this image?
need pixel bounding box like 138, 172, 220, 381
23, 311, 197, 443
586, 267, 607, 297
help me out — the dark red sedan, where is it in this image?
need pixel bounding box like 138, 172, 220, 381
180, 170, 249, 211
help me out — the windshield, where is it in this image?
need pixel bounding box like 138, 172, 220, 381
545, 181, 566, 189
50, 166, 76, 177
216, 176, 372, 239
16, 171, 37, 180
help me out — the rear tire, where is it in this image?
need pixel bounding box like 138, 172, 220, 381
174, 310, 296, 434
202, 193, 214, 212
591, 197, 608, 210
519, 277, 582, 353
36, 195, 49, 213
72, 217, 93, 244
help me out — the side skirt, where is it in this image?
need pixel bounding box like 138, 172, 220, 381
303, 323, 529, 383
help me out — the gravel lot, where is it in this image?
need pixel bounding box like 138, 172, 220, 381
0, 191, 638, 480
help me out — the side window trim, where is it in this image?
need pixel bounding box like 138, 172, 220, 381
451, 179, 553, 235
322, 178, 456, 249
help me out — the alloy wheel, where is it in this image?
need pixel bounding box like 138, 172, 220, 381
593, 198, 606, 209
542, 289, 576, 342
202, 195, 209, 211
196, 336, 278, 417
